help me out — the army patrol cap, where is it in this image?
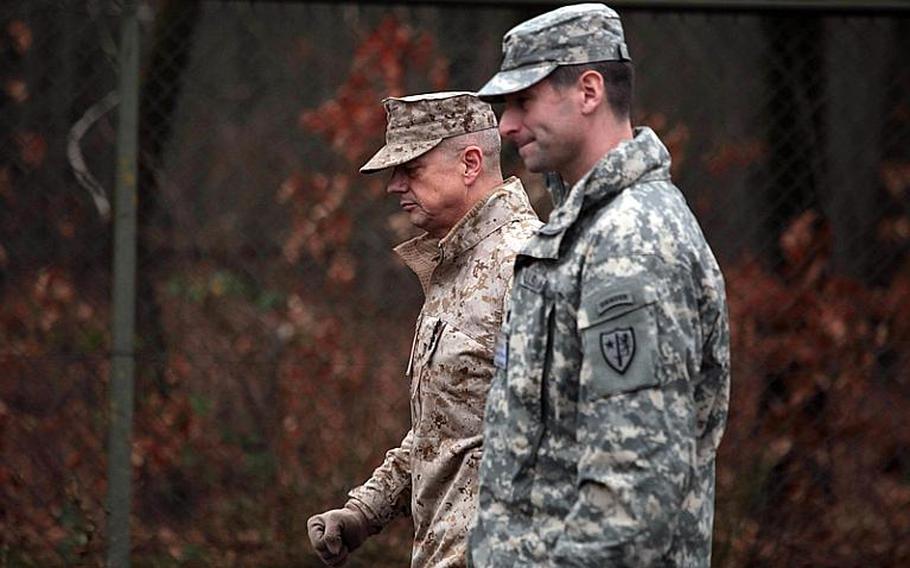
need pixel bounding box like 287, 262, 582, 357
360, 91, 498, 174
478, 3, 631, 102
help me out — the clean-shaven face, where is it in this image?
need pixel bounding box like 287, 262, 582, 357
385, 145, 469, 239
498, 79, 584, 175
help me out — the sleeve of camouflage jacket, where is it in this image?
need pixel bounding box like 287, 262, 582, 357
346, 429, 413, 531
551, 250, 699, 567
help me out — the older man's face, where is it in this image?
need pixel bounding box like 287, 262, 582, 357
385, 145, 470, 239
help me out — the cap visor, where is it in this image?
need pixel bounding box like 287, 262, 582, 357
359, 139, 442, 174
477, 63, 558, 102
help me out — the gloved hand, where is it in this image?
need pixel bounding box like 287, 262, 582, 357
307, 502, 373, 566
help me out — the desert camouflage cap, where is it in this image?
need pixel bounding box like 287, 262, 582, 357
360, 91, 497, 174
478, 3, 630, 102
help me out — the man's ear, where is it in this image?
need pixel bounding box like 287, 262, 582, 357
578, 70, 605, 115
462, 146, 483, 185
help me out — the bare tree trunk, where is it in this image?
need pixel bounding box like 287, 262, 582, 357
823, 16, 894, 283
759, 14, 826, 272
136, 1, 202, 393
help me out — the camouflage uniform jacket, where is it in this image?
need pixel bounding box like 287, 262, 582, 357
348, 177, 541, 568
469, 128, 731, 567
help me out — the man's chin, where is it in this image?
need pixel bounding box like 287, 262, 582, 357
518, 149, 546, 173
523, 159, 547, 174
408, 212, 430, 232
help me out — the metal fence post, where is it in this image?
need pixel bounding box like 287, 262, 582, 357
107, 0, 140, 566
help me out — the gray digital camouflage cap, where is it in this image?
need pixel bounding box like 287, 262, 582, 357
360, 91, 498, 174
477, 3, 630, 102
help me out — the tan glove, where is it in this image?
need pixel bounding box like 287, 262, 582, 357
306, 502, 373, 566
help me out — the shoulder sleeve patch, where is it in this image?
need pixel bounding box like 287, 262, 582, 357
579, 283, 660, 399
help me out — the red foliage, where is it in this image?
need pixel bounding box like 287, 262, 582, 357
2, 12, 909, 568
704, 140, 766, 178
15, 131, 47, 168
280, 15, 449, 297
715, 211, 910, 566
298, 15, 449, 164
6, 20, 32, 54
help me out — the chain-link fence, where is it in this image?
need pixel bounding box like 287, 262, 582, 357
1, 1, 909, 566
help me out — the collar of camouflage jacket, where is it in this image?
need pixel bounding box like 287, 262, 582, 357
394, 176, 532, 294
521, 126, 672, 260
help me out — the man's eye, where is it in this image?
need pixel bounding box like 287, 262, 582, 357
507, 97, 529, 110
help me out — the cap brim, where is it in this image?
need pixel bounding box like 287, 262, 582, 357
359, 139, 443, 174
477, 62, 558, 102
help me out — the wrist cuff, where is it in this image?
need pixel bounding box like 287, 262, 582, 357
344, 498, 383, 536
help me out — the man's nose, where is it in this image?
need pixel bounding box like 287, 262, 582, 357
498, 107, 520, 140
386, 169, 406, 194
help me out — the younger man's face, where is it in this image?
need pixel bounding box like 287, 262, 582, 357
498, 78, 585, 176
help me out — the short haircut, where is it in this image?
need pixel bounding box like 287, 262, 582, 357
438, 127, 502, 172
547, 60, 634, 120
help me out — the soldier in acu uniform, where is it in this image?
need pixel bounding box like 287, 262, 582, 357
306, 92, 541, 567
468, 4, 731, 567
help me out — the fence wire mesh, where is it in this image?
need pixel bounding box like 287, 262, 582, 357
1, 1, 909, 566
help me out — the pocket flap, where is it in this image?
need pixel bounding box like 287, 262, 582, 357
407, 314, 445, 376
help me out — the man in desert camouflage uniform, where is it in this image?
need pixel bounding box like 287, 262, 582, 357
306, 92, 540, 567
468, 4, 731, 567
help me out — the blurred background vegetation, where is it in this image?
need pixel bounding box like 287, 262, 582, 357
1, 1, 908, 566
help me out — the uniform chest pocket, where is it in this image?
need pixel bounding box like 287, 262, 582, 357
410, 314, 492, 449
424, 321, 492, 406
408, 315, 445, 421
408, 314, 445, 378
579, 287, 660, 400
